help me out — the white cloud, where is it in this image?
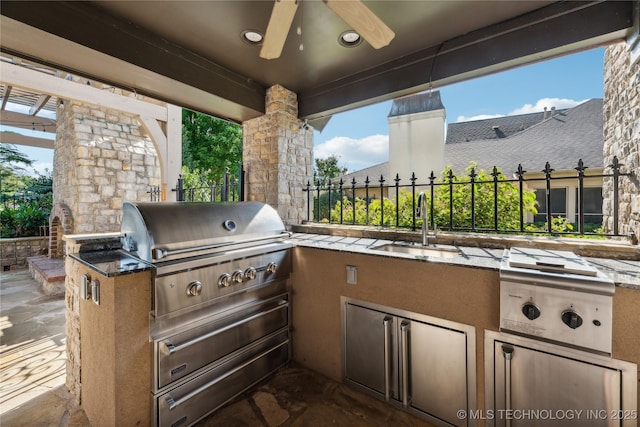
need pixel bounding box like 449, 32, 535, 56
31, 161, 53, 176
508, 97, 586, 115
456, 98, 587, 123
314, 134, 388, 172
455, 113, 504, 123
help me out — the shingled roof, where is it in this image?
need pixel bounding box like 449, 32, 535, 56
444, 99, 603, 175
338, 98, 603, 184
445, 108, 567, 144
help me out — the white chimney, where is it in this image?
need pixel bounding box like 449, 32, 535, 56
387, 91, 446, 183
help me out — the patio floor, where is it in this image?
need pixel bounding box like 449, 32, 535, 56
0, 269, 435, 427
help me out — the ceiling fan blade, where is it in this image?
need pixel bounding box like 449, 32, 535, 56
260, 0, 299, 60
326, 0, 395, 49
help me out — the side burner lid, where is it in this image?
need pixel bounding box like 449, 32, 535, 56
507, 247, 599, 277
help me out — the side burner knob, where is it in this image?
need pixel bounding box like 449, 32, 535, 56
266, 262, 277, 274
217, 273, 232, 288
232, 270, 245, 284
186, 280, 203, 296
244, 267, 257, 281
561, 310, 583, 329
522, 303, 541, 320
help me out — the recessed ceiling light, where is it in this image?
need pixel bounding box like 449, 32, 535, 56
241, 30, 264, 45
339, 30, 362, 47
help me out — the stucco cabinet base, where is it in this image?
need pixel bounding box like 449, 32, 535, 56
78, 263, 152, 426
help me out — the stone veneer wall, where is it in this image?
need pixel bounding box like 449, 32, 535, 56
53, 101, 161, 234
55, 100, 160, 403
0, 237, 47, 270
242, 85, 313, 225
603, 42, 640, 243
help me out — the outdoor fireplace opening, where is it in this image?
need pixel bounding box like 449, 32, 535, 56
49, 203, 73, 258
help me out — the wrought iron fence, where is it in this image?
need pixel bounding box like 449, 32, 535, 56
148, 169, 244, 202
174, 168, 244, 202
302, 157, 632, 238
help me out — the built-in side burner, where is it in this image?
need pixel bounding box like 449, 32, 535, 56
500, 247, 614, 355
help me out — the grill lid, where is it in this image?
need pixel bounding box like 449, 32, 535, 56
121, 201, 287, 263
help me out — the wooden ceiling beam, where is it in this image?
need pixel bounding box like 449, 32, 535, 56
0, 110, 56, 133
0, 61, 168, 121
0, 130, 54, 148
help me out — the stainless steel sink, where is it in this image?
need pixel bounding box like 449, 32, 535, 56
371, 243, 460, 258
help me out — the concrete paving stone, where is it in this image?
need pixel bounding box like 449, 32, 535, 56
252, 391, 290, 426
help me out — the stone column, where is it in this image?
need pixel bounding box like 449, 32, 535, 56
53, 100, 161, 234
242, 85, 314, 225
603, 42, 640, 243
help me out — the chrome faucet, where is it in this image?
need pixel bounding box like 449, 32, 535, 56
416, 192, 429, 246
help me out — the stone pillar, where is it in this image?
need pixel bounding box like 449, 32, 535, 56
603, 42, 640, 243
242, 85, 314, 225
53, 100, 161, 234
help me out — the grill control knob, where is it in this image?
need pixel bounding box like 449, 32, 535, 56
561, 310, 583, 329
266, 262, 277, 274
232, 270, 245, 284
244, 267, 257, 281
217, 273, 232, 288
522, 303, 541, 320
186, 280, 203, 296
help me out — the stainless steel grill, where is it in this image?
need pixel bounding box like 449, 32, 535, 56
120, 201, 292, 427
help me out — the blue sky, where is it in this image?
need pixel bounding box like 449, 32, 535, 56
314, 47, 605, 172
11, 47, 604, 176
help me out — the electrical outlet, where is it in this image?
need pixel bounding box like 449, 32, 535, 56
346, 265, 357, 284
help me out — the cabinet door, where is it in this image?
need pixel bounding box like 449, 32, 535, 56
493, 342, 622, 427
408, 320, 468, 427
344, 303, 395, 398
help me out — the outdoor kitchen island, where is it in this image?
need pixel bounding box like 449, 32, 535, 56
64, 230, 640, 427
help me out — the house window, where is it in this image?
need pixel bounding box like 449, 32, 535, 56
576, 187, 603, 224
534, 188, 567, 222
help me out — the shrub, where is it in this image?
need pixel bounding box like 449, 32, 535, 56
0, 197, 51, 238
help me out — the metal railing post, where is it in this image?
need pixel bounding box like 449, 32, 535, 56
411, 173, 417, 231
516, 165, 525, 232
394, 174, 400, 227
469, 167, 477, 231
491, 166, 499, 232
543, 162, 554, 233
351, 178, 357, 225
575, 159, 587, 234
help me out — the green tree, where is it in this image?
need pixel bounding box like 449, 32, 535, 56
314, 155, 348, 185
1, 143, 34, 194
182, 110, 243, 182
312, 155, 348, 221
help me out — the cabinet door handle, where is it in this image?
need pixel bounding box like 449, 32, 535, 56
383, 316, 393, 401
502, 345, 514, 427
400, 321, 410, 408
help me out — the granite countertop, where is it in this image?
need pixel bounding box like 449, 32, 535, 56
69, 250, 153, 277
288, 233, 640, 290
67, 232, 640, 288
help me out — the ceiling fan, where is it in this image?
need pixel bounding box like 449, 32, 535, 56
260, 0, 395, 60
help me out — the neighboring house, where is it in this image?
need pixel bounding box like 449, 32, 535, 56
338, 92, 605, 224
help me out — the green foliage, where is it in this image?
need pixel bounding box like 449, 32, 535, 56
1, 143, 36, 194
326, 163, 538, 231
181, 110, 242, 182
432, 164, 537, 230
0, 197, 51, 238
314, 155, 348, 186
178, 166, 240, 202
0, 146, 53, 238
